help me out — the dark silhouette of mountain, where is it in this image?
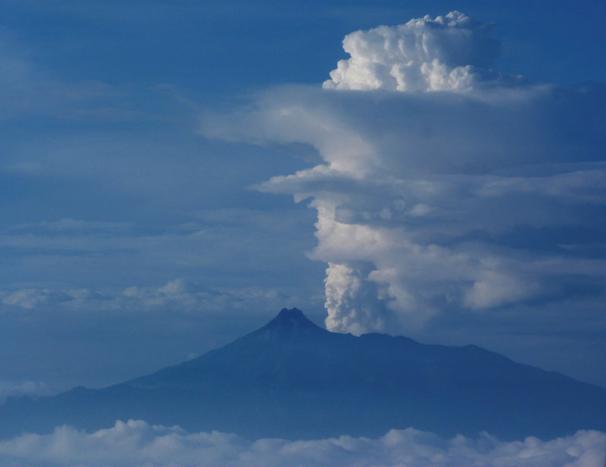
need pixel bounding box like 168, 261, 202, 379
1, 308, 605, 440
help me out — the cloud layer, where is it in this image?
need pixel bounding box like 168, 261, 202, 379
0, 420, 603, 467
202, 12, 606, 335
0, 278, 297, 315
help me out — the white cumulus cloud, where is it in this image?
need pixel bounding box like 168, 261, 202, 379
323, 11, 505, 93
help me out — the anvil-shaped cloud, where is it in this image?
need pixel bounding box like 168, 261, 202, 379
202, 12, 606, 335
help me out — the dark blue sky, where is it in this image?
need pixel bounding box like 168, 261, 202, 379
0, 0, 605, 398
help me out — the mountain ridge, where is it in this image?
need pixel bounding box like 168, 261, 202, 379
1, 308, 605, 440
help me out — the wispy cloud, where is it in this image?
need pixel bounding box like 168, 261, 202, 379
0, 381, 51, 403
0, 278, 301, 315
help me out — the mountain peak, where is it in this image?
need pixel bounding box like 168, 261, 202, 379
277, 307, 307, 320
262, 308, 324, 335
272, 307, 315, 325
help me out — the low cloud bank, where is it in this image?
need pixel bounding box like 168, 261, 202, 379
0, 420, 603, 467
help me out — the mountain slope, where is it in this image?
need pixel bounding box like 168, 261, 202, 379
2, 308, 605, 440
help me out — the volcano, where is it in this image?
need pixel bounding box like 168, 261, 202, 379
2, 308, 605, 439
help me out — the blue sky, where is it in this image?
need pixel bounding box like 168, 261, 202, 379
1, 0, 605, 399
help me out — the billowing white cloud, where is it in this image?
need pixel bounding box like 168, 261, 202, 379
324, 11, 504, 92
201, 12, 606, 334
0, 420, 603, 467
